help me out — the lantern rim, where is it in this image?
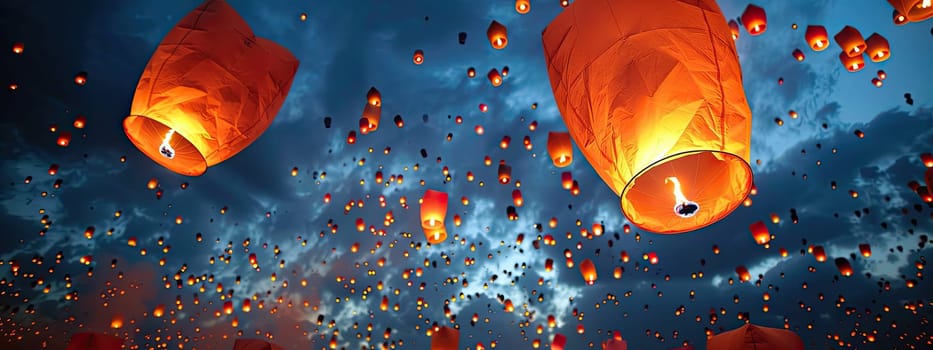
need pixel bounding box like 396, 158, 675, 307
123, 115, 207, 176
620, 150, 752, 234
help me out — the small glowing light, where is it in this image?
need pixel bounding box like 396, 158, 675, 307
665, 177, 699, 218
160, 129, 176, 159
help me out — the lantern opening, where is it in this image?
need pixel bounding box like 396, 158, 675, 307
665, 177, 699, 218
924, 0, 931, 8
160, 129, 176, 159
124, 116, 207, 176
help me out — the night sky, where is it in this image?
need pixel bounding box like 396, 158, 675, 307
2, 1, 933, 349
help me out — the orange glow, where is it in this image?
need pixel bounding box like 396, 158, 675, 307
487, 68, 502, 87
515, 0, 531, 14
749, 221, 770, 245
864, 33, 890, 62
487, 20, 508, 49
839, 52, 865, 72
412, 49, 424, 64
740, 4, 767, 35
421, 189, 448, 244
547, 132, 573, 167
431, 326, 459, 350
805, 25, 829, 51
12, 42, 24, 54
579, 258, 597, 285
834, 26, 867, 57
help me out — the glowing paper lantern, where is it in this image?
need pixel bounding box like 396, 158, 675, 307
123, 0, 299, 176
547, 132, 573, 167
887, 0, 933, 23
579, 258, 597, 285
791, 49, 805, 62
839, 52, 865, 72
864, 33, 890, 62
542, 0, 753, 234
893, 9, 908, 25
432, 326, 459, 350
804, 25, 829, 51
421, 189, 449, 244
740, 4, 767, 35
707, 324, 803, 350
749, 221, 770, 245
735, 265, 751, 282
552, 333, 567, 350
835, 257, 853, 277
232, 338, 286, 350
66, 332, 124, 350
487, 20, 508, 49
488, 68, 503, 87
834, 26, 867, 57
602, 338, 628, 350
858, 243, 872, 257
412, 49, 424, 64
516, 0, 531, 14
498, 163, 512, 184
922, 153, 933, 167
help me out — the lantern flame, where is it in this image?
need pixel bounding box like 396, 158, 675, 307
159, 129, 176, 159
815, 40, 824, 48
924, 0, 931, 9
665, 177, 699, 218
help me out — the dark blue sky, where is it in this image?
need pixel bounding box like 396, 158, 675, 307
1, 1, 932, 349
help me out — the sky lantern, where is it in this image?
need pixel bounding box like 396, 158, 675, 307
542, 0, 753, 234
421, 189, 448, 244
864, 33, 890, 62
431, 326, 459, 350
805, 25, 829, 51
487, 68, 502, 87
892, 9, 908, 25
579, 258, 597, 285
232, 339, 285, 350
110, 314, 124, 329
839, 52, 865, 72
602, 338, 628, 350
561, 171, 573, 189
887, 0, 933, 23
707, 324, 803, 350
835, 257, 853, 277
123, 0, 299, 176
515, 0, 531, 14
498, 163, 512, 184
922, 153, 933, 167
749, 221, 770, 245
367, 86, 382, 107
467, 67, 476, 78
487, 20, 508, 49
547, 132, 573, 167
728, 20, 740, 40
66, 332, 124, 350
412, 49, 424, 64
552, 333, 566, 350
361, 103, 380, 134
740, 4, 767, 35
834, 26, 867, 57
512, 189, 524, 206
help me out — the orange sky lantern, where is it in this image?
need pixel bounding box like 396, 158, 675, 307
361, 103, 380, 134
602, 338, 628, 350
367, 86, 382, 107
232, 339, 285, 350
547, 131, 573, 167
73, 115, 86, 128
543, 0, 753, 234
792, 49, 805, 61
12, 42, 24, 54
735, 265, 751, 282
707, 324, 803, 350
412, 49, 424, 64
57, 131, 71, 147
487, 68, 502, 87
487, 20, 508, 49
421, 189, 448, 244
922, 153, 933, 167
749, 221, 770, 245
858, 243, 872, 257
741, 4, 767, 35
892, 9, 909, 25
123, 0, 299, 176
431, 326, 459, 350
834, 26, 867, 57
864, 33, 890, 62
579, 258, 597, 285
498, 163, 512, 184
887, 0, 933, 23
925, 167, 933, 193
805, 25, 829, 51
515, 0, 531, 14
839, 52, 865, 72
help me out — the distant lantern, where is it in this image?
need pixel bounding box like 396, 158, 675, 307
707, 324, 804, 350
487, 20, 508, 49
432, 326, 459, 350
579, 258, 597, 284
858, 243, 872, 257
804, 25, 829, 51
811, 245, 827, 262
864, 33, 890, 62
66, 332, 124, 350
12, 42, 24, 54
412, 49, 424, 64
367, 86, 382, 107
547, 132, 573, 167
834, 26, 867, 57
834, 257, 853, 277
458, 32, 467, 45
839, 52, 865, 72
394, 114, 404, 128
560, 0, 570, 8
561, 171, 573, 190
487, 68, 503, 87
498, 163, 512, 184
110, 314, 124, 329
361, 103, 380, 134
73, 115, 87, 128
512, 189, 524, 206
516, 0, 531, 14
740, 4, 767, 35
892, 9, 908, 25
728, 20, 740, 40
887, 0, 933, 23
552, 333, 567, 350
877, 70, 887, 79
123, 0, 299, 176
421, 189, 449, 244
74, 71, 88, 85
792, 49, 805, 61
467, 67, 476, 78
543, 0, 753, 234
57, 131, 72, 147
749, 221, 770, 245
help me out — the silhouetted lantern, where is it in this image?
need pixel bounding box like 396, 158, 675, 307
432, 326, 459, 350
12, 42, 24, 54
458, 32, 467, 45
835, 257, 853, 276
811, 245, 827, 262
394, 114, 404, 128
735, 265, 751, 281
498, 163, 512, 184
552, 333, 567, 350
413, 49, 424, 64
579, 258, 597, 285
57, 131, 72, 147
707, 324, 803, 350
839, 52, 865, 72
516, 0, 531, 14
805, 25, 829, 51
547, 132, 573, 167
543, 0, 753, 234
324, 116, 332, 128
921, 153, 933, 167
123, 0, 299, 176
421, 189, 449, 244
487, 20, 508, 49
834, 26, 867, 57
232, 339, 285, 350
740, 4, 767, 35
367, 86, 382, 107
488, 68, 503, 87
66, 332, 124, 350
887, 0, 933, 23
467, 67, 476, 78
864, 33, 890, 62
749, 221, 770, 244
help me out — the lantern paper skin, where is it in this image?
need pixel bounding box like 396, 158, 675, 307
888, 0, 933, 23
123, 0, 299, 176
834, 26, 867, 58
864, 33, 890, 63
707, 324, 803, 350
232, 338, 286, 350
421, 189, 449, 244
602, 338, 628, 350
547, 132, 573, 167
839, 52, 865, 72
487, 20, 508, 49
66, 332, 124, 350
542, 0, 753, 234
515, 0, 531, 14
431, 326, 459, 350
552, 333, 567, 350
740, 4, 767, 35
749, 220, 770, 244
804, 25, 829, 51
